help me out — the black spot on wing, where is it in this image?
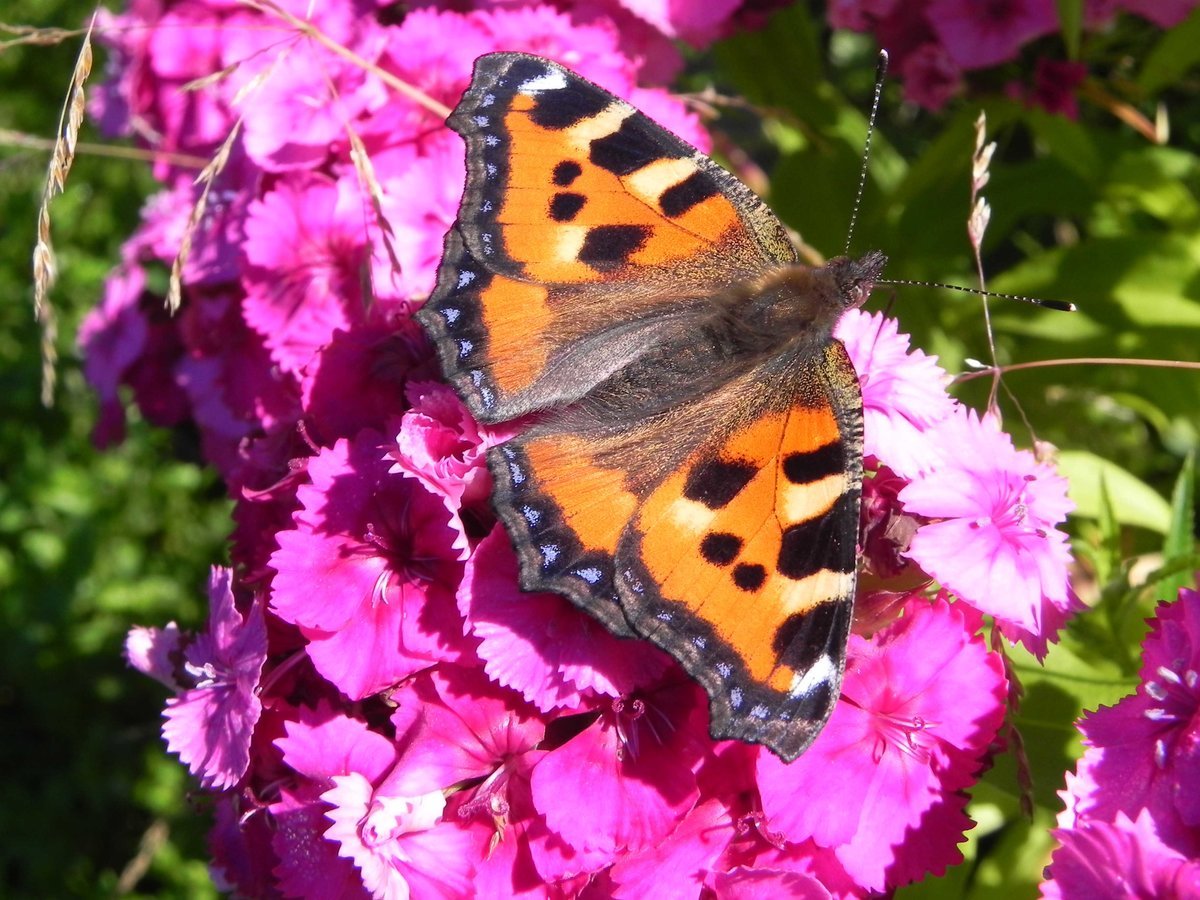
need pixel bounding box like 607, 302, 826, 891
578, 225, 650, 272
589, 115, 683, 176
553, 160, 582, 186
660, 170, 720, 217
700, 532, 742, 567
526, 77, 609, 129
733, 563, 766, 592
776, 491, 860, 579
772, 602, 845, 667
683, 459, 757, 510
782, 443, 845, 484
549, 192, 586, 222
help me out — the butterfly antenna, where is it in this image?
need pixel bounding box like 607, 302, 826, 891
844, 50, 889, 257
875, 278, 1077, 311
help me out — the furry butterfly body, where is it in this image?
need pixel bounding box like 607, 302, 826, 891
417, 52, 884, 761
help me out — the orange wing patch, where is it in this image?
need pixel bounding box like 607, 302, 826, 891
488, 432, 640, 638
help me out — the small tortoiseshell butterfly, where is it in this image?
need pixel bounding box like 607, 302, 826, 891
417, 52, 885, 762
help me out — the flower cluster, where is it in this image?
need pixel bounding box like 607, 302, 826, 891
829, 0, 1199, 112
86, 1, 1078, 896
1042, 588, 1200, 896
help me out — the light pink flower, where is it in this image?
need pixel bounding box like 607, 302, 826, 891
389, 381, 508, 512
323, 770, 482, 899
899, 408, 1078, 656
835, 309, 955, 478
272, 705, 398, 899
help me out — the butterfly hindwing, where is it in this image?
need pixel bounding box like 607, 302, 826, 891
615, 342, 863, 761
487, 432, 640, 637
417, 52, 797, 424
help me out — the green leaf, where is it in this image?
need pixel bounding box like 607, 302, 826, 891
1055, 0, 1083, 59
1159, 451, 1197, 602
1139, 6, 1200, 95
1056, 450, 1172, 533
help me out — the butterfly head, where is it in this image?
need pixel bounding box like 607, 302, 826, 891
825, 249, 887, 312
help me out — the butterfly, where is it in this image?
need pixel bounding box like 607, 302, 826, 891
416, 52, 885, 762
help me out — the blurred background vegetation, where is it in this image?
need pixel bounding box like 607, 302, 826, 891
2, 0, 1197, 896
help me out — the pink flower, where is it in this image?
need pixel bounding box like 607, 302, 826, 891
757, 596, 1007, 892
219, 2, 383, 172
316, 695, 487, 899
899, 408, 1078, 656
827, 0, 901, 31
928, 0, 1060, 69
389, 381, 508, 512
381, 138, 465, 300
612, 0, 742, 44
159, 568, 267, 790
271, 706, 398, 898
458, 526, 669, 712
1043, 811, 1200, 898
302, 317, 425, 446
1060, 589, 1200, 852
77, 262, 149, 446
268, 430, 470, 699
471, 5, 637, 94
835, 309, 955, 479
240, 172, 369, 375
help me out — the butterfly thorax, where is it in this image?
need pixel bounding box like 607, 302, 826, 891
708, 251, 887, 358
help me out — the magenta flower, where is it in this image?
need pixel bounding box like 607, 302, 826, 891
271, 705, 399, 898
528, 681, 708, 877
1060, 589, 1200, 851
758, 596, 1008, 892
269, 430, 470, 699
459, 526, 670, 712
928, 0, 1059, 70
899, 407, 1077, 656
1119, 0, 1200, 27
1043, 810, 1200, 898
836, 309, 955, 479
899, 42, 964, 112
158, 568, 267, 790
240, 172, 370, 376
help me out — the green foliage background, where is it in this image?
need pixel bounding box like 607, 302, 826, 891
1, 0, 1196, 896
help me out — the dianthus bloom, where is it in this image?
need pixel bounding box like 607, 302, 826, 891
1045, 588, 1200, 897
89, 1, 1086, 896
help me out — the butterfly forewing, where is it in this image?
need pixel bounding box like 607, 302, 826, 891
417, 52, 796, 424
